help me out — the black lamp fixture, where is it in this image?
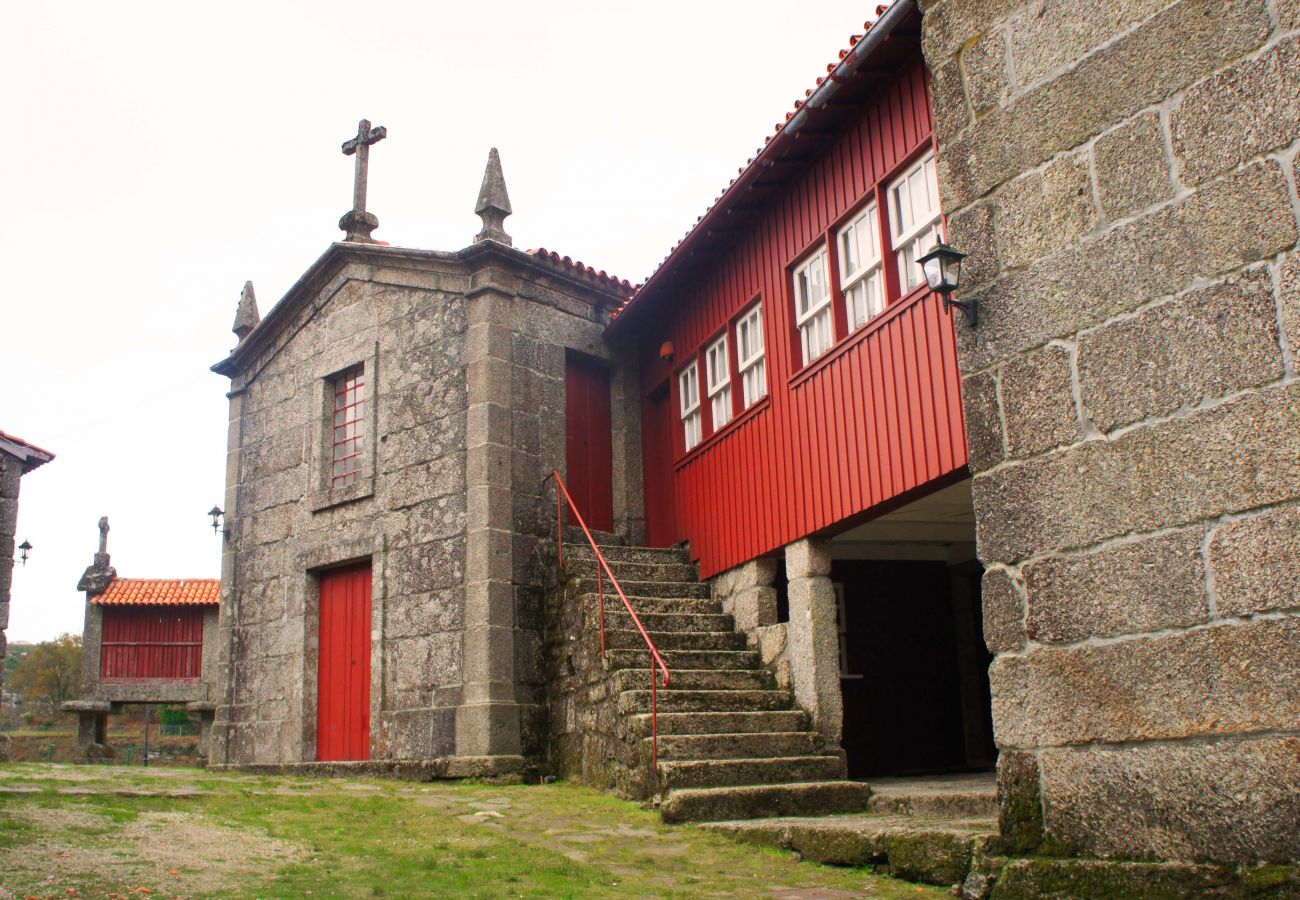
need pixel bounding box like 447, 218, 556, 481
208, 506, 229, 540
918, 242, 975, 326
17, 540, 32, 566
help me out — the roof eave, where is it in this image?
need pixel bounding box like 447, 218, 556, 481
606, 0, 918, 337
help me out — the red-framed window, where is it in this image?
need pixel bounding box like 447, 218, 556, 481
789, 147, 943, 370
332, 368, 366, 488
676, 299, 770, 455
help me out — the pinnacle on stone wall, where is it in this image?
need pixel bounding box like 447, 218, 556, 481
232, 281, 260, 341
474, 147, 513, 247
76, 516, 115, 597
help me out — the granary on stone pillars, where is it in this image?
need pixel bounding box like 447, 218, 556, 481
210, 135, 638, 771
0, 429, 54, 723
64, 518, 221, 759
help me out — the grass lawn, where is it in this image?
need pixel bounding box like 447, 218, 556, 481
0, 763, 947, 898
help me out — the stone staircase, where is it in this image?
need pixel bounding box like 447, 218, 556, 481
561, 530, 870, 823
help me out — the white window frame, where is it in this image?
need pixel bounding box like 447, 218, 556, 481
838, 202, 885, 332
736, 302, 766, 409
705, 334, 732, 430
888, 152, 943, 294
793, 245, 833, 365
679, 360, 702, 451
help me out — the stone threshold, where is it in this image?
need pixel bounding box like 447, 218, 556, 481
702, 814, 1300, 898
209, 754, 535, 783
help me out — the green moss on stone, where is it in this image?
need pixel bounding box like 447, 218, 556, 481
887, 832, 973, 886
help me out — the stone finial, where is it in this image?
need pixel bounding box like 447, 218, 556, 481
232, 281, 260, 341
339, 118, 386, 243
76, 516, 116, 597
474, 147, 513, 246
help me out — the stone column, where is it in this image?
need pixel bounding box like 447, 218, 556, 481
457, 267, 523, 759
784, 538, 842, 747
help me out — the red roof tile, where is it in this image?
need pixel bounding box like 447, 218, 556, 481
94, 578, 221, 607
526, 248, 638, 295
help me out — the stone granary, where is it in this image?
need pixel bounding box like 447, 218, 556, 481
211, 0, 1300, 888
65, 518, 220, 758
0, 429, 54, 721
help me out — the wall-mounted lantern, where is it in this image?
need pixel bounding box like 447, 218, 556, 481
207, 506, 229, 540
17, 540, 32, 566
918, 242, 976, 326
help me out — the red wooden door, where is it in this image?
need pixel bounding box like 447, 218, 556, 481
317, 563, 372, 761
642, 380, 679, 547
565, 355, 615, 532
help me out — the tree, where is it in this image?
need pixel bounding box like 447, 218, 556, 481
10, 634, 82, 708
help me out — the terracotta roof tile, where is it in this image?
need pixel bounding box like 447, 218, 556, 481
94, 578, 221, 607
526, 248, 638, 295
609, 2, 898, 325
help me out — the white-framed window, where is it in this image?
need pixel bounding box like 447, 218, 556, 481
839, 202, 885, 331
888, 153, 943, 293
705, 334, 732, 429
679, 360, 702, 451
794, 245, 833, 365
736, 303, 766, 408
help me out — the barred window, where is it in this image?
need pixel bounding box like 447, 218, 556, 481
331, 369, 366, 488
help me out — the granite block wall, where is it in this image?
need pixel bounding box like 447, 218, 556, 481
923, 0, 1300, 863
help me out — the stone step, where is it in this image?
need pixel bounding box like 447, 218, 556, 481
605, 628, 747, 652
659, 781, 872, 824
582, 595, 723, 616
651, 731, 822, 760
595, 609, 734, 634
866, 774, 998, 819
700, 813, 995, 886
658, 755, 845, 790
570, 577, 712, 599
632, 709, 811, 736
608, 648, 762, 671
613, 668, 772, 694
566, 544, 690, 565
618, 689, 794, 716
568, 560, 699, 583
563, 527, 624, 546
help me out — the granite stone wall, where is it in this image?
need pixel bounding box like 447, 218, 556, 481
922, 0, 1300, 863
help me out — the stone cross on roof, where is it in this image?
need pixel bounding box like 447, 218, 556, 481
338, 118, 387, 243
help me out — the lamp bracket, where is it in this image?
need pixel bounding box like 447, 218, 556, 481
945, 295, 979, 327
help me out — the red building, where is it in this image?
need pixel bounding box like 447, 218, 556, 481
608, 2, 992, 778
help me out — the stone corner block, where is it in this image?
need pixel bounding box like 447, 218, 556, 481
1093, 110, 1174, 221
999, 343, 1080, 459
785, 538, 832, 578
981, 567, 1026, 653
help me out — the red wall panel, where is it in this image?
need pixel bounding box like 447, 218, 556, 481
638, 58, 969, 578
100, 607, 205, 681
565, 355, 615, 532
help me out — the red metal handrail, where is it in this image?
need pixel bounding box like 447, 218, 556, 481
545, 469, 672, 775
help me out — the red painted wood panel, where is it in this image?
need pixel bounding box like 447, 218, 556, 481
100, 607, 204, 681
637, 57, 968, 579
317, 563, 372, 762
565, 354, 615, 532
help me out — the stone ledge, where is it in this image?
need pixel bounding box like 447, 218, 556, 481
210, 755, 534, 783
60, 700, 111, 713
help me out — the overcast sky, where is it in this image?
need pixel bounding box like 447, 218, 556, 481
4, 0, 882, 642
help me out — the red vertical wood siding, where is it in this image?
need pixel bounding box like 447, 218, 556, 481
565, 354, 615, 532
317, 563, 372, 762
100, 607, 205, 680
638, 59, 968, 578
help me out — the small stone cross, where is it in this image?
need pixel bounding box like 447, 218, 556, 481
338, 118, 387, 242
97, 516, 109, 554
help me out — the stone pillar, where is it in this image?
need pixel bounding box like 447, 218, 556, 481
783, 539, 842, 747
0, 457, 19, 705
65, 700, 112, 760
458, 267, 523, 759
